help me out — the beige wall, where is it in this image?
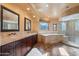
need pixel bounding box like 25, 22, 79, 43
0, 4, 40, 32
0, 4, 59, 45
0, 4, 40, 45
0, 4, 59, 33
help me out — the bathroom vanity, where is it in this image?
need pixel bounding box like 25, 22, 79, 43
0, 33, 37, 56
0, 5, 38, 56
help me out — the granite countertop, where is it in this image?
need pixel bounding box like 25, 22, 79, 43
0, 32, 37, 46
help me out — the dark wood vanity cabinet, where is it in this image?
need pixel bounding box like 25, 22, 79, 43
0, 41, 19, 56
0, 34, 37, 56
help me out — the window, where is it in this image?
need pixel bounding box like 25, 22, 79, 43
61, 22, 66, 32
39, 21, 49, 30
75, 20, 79, 31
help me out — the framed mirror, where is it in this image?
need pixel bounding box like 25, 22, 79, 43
1, 5, 19, 32
53, 24, 57, 31
24, 18, 31, 31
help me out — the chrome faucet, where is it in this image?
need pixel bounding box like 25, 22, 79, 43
8, 32, 16, 36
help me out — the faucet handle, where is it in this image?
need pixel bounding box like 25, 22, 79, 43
8, 32, 16, 36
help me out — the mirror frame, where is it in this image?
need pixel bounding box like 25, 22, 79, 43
1, 5, 20, 32
53, 24, 57, 31
24, 17, 31, 31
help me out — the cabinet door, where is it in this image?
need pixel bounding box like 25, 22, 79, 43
7, 42, 16, 56
14, 40, 22, 56
26, 37, 33, 47
31, 35, 37, 45
0, 45, 10, 56
34, 35, 37, 44
21, 38, 32, 56
0, 42, 16, 56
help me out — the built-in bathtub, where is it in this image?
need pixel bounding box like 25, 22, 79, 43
38, 33, 64, 44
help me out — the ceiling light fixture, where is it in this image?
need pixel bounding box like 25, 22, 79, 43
48, 16, 50, 18
27, 8, 30, 11
38, 9, 42, 12
53, 9, 58, 17
33, 16, 36, 18
46, 4, 48, 7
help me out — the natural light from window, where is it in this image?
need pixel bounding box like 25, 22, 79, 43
61, 22, 66, 32
39, 22, 48, 30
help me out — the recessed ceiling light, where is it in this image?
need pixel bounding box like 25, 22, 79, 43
48, 16, 50, 18
46, 4, 48, 7
27, 8, 30, 11
38, 9, 43, 12
52, 9, 58, 16
38, 9, 41, 11
33, 16, 36, 18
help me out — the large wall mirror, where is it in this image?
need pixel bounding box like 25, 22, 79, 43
1, 6, 19, 32
24, 18, 31, 31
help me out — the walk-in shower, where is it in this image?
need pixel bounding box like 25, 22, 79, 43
60, 13, 79, 48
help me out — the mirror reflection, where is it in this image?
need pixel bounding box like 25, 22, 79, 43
24, 18, 31, 31
1, 6, 19, 31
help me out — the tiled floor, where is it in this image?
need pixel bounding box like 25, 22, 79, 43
34, 43, 79, 56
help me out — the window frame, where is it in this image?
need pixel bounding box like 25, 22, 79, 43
53, 24, 57, 31
39, 20, 49, 31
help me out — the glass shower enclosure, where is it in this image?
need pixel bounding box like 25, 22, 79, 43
59, 14, 79, 48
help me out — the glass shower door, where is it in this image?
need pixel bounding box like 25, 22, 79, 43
60, 20, 79, 47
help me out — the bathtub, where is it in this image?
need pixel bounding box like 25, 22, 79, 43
38, 33, 64, 44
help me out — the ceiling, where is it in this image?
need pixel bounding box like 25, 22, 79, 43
31, 3, 79, 18
32, 3, 66, 18
2, 3, 79, 21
